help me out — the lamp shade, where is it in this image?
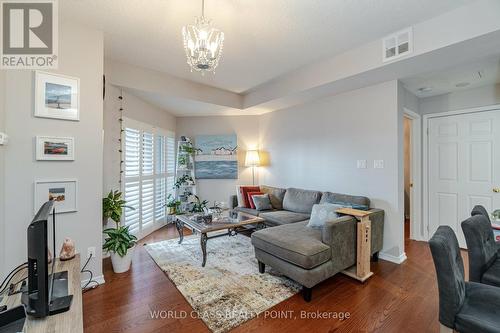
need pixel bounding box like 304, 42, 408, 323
245, 150, 260, 167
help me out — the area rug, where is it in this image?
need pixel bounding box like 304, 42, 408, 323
144, 234, 300, 333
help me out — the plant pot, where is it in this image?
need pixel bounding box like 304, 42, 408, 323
110, 246, 135, 273
167, 207, 176, 215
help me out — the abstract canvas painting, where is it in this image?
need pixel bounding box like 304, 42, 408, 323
195, 134, 238, 179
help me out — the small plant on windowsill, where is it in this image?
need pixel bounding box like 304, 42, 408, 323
166, 194, 181, 215
102, 190, 137, 273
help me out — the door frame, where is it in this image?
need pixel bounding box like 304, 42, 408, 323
422, 104, 500, 241
404, 108, 423, 241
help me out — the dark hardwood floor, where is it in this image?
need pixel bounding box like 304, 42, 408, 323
83, 222, 468, 333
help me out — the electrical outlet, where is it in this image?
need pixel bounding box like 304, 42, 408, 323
357, 160, 367, 169
374, 160, 384, 169
87, 247, 96, 259
0, 132, 8, 145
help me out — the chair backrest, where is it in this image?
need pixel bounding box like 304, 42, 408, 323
429, 226, 466, 328
471, 205, 491, 223
461, 214, 497, 282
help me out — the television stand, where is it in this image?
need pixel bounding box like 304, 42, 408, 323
49, 295, 73, 316
49, 270, 73, 315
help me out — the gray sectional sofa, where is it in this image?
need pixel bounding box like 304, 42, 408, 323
229, 186, 384, 302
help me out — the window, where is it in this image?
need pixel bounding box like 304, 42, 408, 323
123, 118, 175, 238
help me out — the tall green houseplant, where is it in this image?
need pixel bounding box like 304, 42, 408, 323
103, 190, 131, 227
102, 190, 137, 273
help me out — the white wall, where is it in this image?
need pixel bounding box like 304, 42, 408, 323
176, 116, 260, 204
259, 80, 405, 261
103, 84, 176, 193
420, 83, 500, 114
0, 70, 5, 276
1, 23, 104, 280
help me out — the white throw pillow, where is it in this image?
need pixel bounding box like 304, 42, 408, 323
236, 185, 253, 207
307, 203, 344, 229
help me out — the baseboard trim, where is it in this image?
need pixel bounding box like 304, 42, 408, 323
81, 274, 105, 288
379, 252, 407, 264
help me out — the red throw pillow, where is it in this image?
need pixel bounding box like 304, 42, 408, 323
247, 191, 263, 209
240, 186, 260, 208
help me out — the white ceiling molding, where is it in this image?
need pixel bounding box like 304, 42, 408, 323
105, 60, 243, 109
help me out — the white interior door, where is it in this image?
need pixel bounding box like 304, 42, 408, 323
428, 109, 500, 247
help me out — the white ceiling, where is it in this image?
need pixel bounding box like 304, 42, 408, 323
61, 0, 474, 93
402, 55, 500, 97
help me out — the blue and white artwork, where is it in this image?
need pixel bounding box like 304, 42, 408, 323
195, 134, 238, 179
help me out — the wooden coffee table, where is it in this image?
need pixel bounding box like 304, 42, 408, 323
175, 211, 265, 267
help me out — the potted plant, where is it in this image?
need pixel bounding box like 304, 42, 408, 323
178, 155, 188, 168
174, 174, 195, 189
166, 194, 181, 215
102, 190, 137, 273
180, 142, 201, 155
190, 195, 209, 213
493, 209, 500, 221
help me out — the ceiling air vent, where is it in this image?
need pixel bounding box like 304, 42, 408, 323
382, 28, 413, 62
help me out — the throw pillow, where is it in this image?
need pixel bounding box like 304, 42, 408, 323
307, 203, 344, 229
240, 186, 260, 208
247, 191, 263, 209
260, 185, 286, 209
252, 194, 273, 211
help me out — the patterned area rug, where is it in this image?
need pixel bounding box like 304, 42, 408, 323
145, 233, 300, 333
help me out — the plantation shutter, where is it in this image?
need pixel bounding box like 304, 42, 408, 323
124, 128, 140, 177
154, 135, 166, 220
123, 127, 141, 232
166, 134, 176, 198
122, 118, 175, 239
124, 180, 140, 234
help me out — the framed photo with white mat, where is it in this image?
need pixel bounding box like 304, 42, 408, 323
35, 136, 75, 161
34, 179, 78, 214
34, 71, 80, 121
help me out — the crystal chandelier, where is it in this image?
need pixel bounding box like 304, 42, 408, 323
182, 0, 225, 74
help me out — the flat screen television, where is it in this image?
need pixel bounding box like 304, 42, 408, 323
21, 201, 72, 317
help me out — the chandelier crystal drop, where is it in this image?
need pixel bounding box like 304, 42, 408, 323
182, 0, 224, 75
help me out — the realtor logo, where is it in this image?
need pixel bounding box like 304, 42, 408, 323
1, 0, 58, 69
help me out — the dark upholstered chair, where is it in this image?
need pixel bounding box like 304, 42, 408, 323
429, 226, 500, 333
461, 215, 500, 287
471, 204, 500, 255
471, 205, 491, 223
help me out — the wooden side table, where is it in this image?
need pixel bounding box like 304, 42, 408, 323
336, 207, 374, 282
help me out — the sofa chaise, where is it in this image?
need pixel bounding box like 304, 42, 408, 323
230, 186, 384, 301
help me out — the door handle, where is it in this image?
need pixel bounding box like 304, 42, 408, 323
494, 188, 500, 193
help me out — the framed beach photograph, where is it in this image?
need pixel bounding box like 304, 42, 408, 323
34, 71, 80, 121
34, 179, 78, 214
36, 136, 75, 161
